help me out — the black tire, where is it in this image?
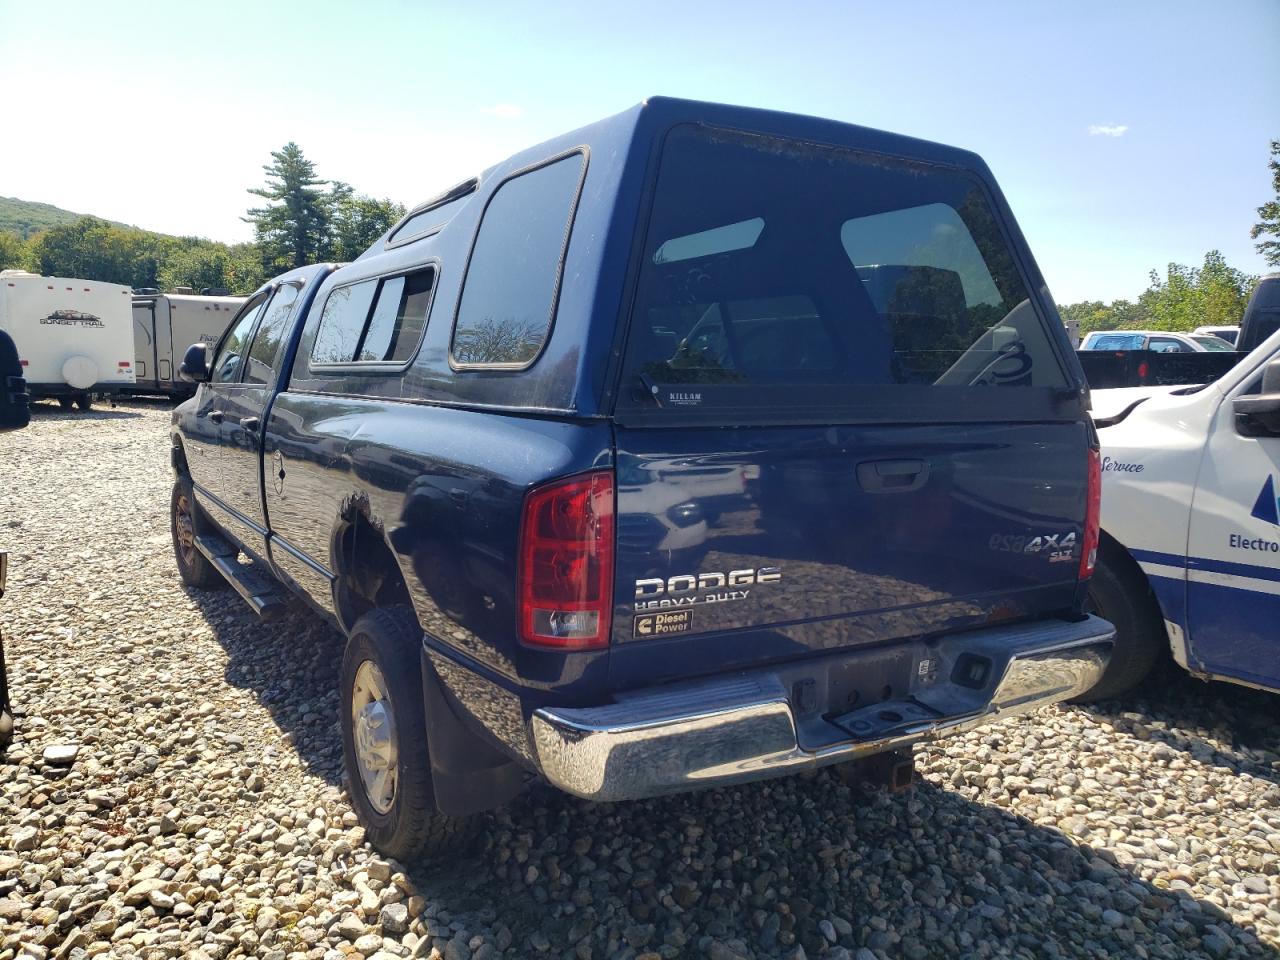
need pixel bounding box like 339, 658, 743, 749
75, 394, 92, 411
1071, 544, 1167, 702
340, 605, 472, 860
58, 397, 74, 410
170, 481, 225, 590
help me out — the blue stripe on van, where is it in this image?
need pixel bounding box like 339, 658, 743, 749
1130, 547, 1280, 584
1129, 547, 1186, 568
1187, 553, 1280, 584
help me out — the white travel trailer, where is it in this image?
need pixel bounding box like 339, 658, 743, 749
130, 291, 246, 397
0, 271, 136, 409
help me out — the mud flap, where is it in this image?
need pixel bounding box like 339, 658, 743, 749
420, 655, 525, 817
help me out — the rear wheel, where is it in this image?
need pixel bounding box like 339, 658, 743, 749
341, 606, 473, 860
75, 393, 92, 411
1071, 545, 1166, 702
170, 481, 225, 589
58, 397, 74, 411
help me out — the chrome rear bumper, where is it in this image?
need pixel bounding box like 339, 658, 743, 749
531, 615, 1112, 802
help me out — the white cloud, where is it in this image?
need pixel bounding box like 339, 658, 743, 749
1088, 124, 1129, 137
480, 103, 524, 120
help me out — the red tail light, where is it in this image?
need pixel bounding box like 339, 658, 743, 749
1080, 447, 1101, 579
1137, 360, 1149, 382
518, 470, 614, 649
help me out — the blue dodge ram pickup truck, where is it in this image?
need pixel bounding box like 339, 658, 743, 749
170, 98, 1114, 858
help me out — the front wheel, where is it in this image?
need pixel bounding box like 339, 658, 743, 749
58, 397, 74, 411
1071, 546, 1167, 702
340, 606, 472, 859
75, 393, 92, 411
170, 481, 225, 589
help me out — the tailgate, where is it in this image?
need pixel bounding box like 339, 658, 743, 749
611, 422, 1087, 685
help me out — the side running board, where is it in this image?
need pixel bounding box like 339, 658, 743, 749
194, 534, 289, 621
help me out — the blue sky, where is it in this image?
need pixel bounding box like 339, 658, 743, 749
0, 0, 1275, 303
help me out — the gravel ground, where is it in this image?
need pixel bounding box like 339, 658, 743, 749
0, 398, 1277, 960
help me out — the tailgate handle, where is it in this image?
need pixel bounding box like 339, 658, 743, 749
857, 459, 929, 494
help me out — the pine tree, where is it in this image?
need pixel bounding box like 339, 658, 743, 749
244, 143, 331, 271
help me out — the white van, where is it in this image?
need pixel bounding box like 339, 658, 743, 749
130, 292, 246, 397
0, 271, 136, 409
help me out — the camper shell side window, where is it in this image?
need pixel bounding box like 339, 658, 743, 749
449, 151, 588, 370
304, 265, 438, 377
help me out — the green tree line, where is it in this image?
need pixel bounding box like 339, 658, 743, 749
0, 143, 403, 294
1058, 250, 1259, 336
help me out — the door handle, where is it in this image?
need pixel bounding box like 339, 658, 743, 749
208, 410, 224, 424
857, 459, 929, 494
240, 416, 261, 431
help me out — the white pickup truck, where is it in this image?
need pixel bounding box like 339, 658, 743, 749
1080, 284, 1280, 699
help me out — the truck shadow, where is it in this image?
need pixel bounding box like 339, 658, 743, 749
413, 774, 1276, 960
182, 585, 347, 786
1083, 666, 1280, 788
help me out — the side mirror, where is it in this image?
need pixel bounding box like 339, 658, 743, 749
0, 330, 31, 433
179, 343, 211, 383
1233, 357, 1280, 436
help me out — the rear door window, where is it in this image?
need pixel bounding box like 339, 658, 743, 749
618, 125, 1071, 421
1149, 337, 1189, 354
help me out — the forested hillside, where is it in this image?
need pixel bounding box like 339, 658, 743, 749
0, 196, 129, 238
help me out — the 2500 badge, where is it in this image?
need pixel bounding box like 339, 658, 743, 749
634, 566, 782, 611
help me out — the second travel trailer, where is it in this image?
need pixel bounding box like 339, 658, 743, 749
0, 271, 135, 409
130, 291, 246, 397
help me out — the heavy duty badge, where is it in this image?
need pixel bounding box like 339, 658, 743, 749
633, 566, 782, 611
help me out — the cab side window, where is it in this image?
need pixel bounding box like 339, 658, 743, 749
212, 298, 266, 383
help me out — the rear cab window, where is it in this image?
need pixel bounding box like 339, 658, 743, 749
1088, 334, 1144, 351
617, 125, 1072, 422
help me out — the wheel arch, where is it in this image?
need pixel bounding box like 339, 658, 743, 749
1096, 527, 1189, 668
331, 500, 413, 635
170, 433, 190, 478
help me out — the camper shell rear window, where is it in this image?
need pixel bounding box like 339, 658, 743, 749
617, 125, 1073, 423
